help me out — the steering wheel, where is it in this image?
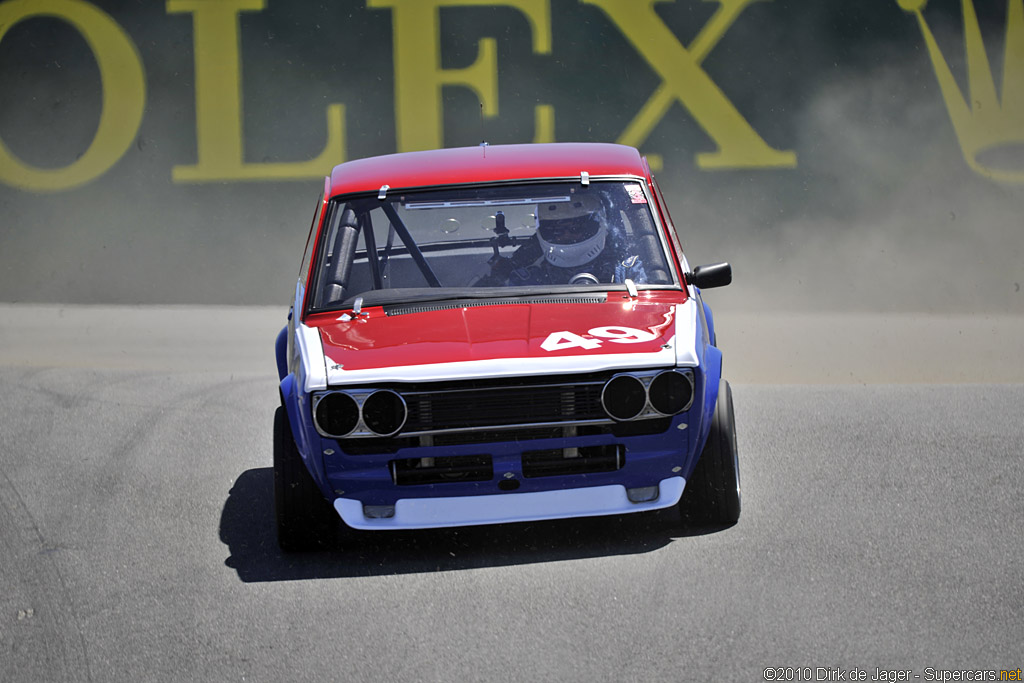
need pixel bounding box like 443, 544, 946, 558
568, 272, 599, 285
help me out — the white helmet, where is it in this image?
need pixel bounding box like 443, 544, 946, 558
536, 195, 607, 269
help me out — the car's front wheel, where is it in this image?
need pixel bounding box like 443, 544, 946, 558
679, 379, 740, 525
274, 406, 339, 551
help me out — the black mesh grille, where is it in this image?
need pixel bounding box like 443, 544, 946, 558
404, 380, 606, 433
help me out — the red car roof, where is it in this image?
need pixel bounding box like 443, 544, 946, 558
328, 143, 650, 197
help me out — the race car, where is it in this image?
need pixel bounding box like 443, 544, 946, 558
274, 142, 739, 551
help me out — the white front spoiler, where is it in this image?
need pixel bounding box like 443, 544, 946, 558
334, 476, 685, 530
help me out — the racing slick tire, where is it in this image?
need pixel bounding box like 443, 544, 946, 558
274, 406, 339, 551
679, 379, 740, 525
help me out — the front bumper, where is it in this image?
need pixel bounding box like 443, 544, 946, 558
334, 475, 685, 530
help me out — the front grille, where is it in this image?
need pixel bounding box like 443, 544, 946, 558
401, 374, 609, 434
325, 372, 674, 451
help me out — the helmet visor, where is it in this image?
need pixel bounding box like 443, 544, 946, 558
538, 213, 601, 245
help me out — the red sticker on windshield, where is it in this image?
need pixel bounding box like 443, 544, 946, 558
625, 184, 647, 204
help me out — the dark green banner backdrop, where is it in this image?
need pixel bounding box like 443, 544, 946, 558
1, 0, 1021, 311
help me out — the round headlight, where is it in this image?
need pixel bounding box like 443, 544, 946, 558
314, 392, 359, 437
361, 389, 407, 437
648, 370, 693, 415
601, 374, 647, 421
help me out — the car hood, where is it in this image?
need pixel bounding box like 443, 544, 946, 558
310, 296, 699, 386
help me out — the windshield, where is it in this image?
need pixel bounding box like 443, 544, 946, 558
308, 180, 677, 312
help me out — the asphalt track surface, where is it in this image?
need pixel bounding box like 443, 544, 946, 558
1, 305, 1022, 682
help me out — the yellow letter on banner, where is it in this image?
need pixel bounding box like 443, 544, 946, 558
584, 0, 796, 169
168, 0, 346, 182
0, 0, 145, 193
369, 0, 551, 152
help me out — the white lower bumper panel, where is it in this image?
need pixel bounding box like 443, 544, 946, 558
334, 476, 685, 530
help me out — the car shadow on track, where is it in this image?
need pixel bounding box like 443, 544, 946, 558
220, 468, 732, 583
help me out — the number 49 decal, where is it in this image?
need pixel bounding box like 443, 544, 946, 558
540, 326, 658, 352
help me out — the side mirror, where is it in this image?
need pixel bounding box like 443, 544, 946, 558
685, 262, 732, 289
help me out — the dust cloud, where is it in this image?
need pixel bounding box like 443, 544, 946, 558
665, 41, 1024, 316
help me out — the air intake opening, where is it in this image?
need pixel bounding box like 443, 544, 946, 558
521, 445, 624, 478
390, 455, 493, 486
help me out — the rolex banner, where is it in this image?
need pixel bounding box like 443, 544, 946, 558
0, 0, 1021, 311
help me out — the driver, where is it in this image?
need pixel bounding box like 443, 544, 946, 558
479, 194, 646, 286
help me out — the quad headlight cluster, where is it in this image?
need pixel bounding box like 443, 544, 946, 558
312, 389, 407, 438
601, 369, 694, 421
